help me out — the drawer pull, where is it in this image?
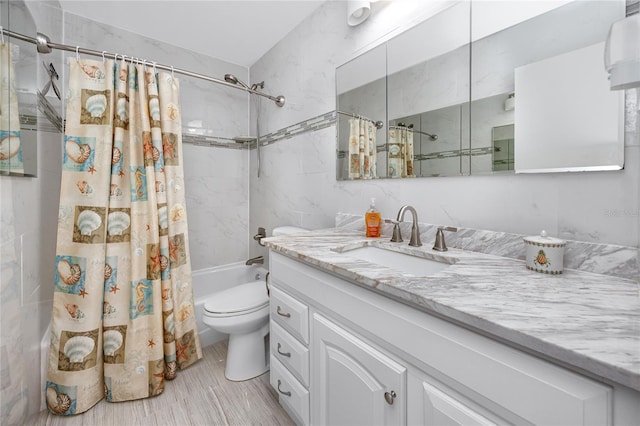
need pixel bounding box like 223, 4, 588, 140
277, 379, 291, 397
276, 306, 291, 318
277, 343, 291, 358
384, 390, 397, 405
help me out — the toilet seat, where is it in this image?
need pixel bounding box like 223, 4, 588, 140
204, 280, 269, 316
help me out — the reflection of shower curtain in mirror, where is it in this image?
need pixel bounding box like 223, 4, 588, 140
45, 58, 201, 415
348, 117, 377, 179
0, 42, 24, 173
388, 128, 414, 178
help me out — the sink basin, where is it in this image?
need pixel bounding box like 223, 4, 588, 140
342, 246, 451, 276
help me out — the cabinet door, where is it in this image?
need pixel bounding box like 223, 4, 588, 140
420, 379, 497, 426
311, 313, 406, 426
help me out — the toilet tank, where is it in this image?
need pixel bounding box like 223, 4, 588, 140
272, 226, 309, 236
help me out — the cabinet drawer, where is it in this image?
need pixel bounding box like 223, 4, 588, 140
270, 355, 309, 425
270, 287, 309, 345
270, 321, 310, 387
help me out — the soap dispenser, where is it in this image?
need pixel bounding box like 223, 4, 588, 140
365, 198, 381, 238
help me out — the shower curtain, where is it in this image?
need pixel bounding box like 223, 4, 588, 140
45, 57, 201, 415
388, 127, 414, 178
348, 117, 377, 179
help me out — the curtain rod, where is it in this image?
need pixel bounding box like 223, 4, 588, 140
0, 27, 286, 107
336, 110, 384, 129
389, 125, 438, 141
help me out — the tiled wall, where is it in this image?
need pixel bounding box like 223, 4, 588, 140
249, 2, 640, 258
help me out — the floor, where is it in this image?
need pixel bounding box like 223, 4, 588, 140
29, 340, 295, 426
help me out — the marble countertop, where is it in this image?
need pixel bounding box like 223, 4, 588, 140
264, 228, 640, 392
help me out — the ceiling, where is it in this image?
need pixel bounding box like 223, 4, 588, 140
59, 1, 325, 68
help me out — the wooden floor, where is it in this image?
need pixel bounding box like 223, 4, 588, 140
29, 340, 295, 426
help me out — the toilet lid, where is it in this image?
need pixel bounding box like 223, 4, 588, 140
204, 281, 269, 314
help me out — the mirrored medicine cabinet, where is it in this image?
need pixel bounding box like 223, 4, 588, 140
336, 0, 626, 180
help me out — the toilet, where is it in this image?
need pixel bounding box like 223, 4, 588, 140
202, 226, 308, 381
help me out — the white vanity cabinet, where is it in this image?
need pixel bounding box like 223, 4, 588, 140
269, 252, 620, 425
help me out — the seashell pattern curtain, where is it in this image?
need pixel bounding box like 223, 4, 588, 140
45, 58, 201, 415
348, 117, 377, 179
388, 127, 414, 178
0, 41, 24, 174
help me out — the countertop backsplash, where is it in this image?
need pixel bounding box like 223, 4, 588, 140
336, 213, 639, 281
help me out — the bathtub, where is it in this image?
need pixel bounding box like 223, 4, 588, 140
193, 261, 268, 348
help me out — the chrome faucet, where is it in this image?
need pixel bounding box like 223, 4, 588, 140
390, 205, 422, 247
245, 256, 264, 265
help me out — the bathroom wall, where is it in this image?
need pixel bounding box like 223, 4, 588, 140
0, 2, 252, 422
249, 2, 640, 258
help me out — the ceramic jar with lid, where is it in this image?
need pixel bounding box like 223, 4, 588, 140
523, 230, 566, 274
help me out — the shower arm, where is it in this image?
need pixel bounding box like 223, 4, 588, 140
1, 28, 286, 107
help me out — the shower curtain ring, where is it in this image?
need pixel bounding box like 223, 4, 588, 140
152, 61, 157, 75
171, 66, 175, 79
101, 51, 106, 63
1, 27, 5, 44
75, 46, 80, 62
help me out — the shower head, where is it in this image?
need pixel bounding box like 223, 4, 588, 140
224, 73, 250, 90
224, 73, 286, 107
251, 81, 265, 91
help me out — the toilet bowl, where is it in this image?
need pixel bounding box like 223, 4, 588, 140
202, 280, 270, 381
203, 226, 309, 381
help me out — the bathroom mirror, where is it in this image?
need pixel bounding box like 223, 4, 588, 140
0, 0, 39, 177
471, 0, 625, 174
336, 44, 387, 180
386, 2, 471, 178
335, 0, 626, 180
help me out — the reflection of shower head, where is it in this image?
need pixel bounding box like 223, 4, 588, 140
224, 73, 250, 90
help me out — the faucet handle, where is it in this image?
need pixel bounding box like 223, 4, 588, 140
388, 220, 403, 243
253, 227, 267, 246
439, 226, 458, 233
433, 226, 457, 252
